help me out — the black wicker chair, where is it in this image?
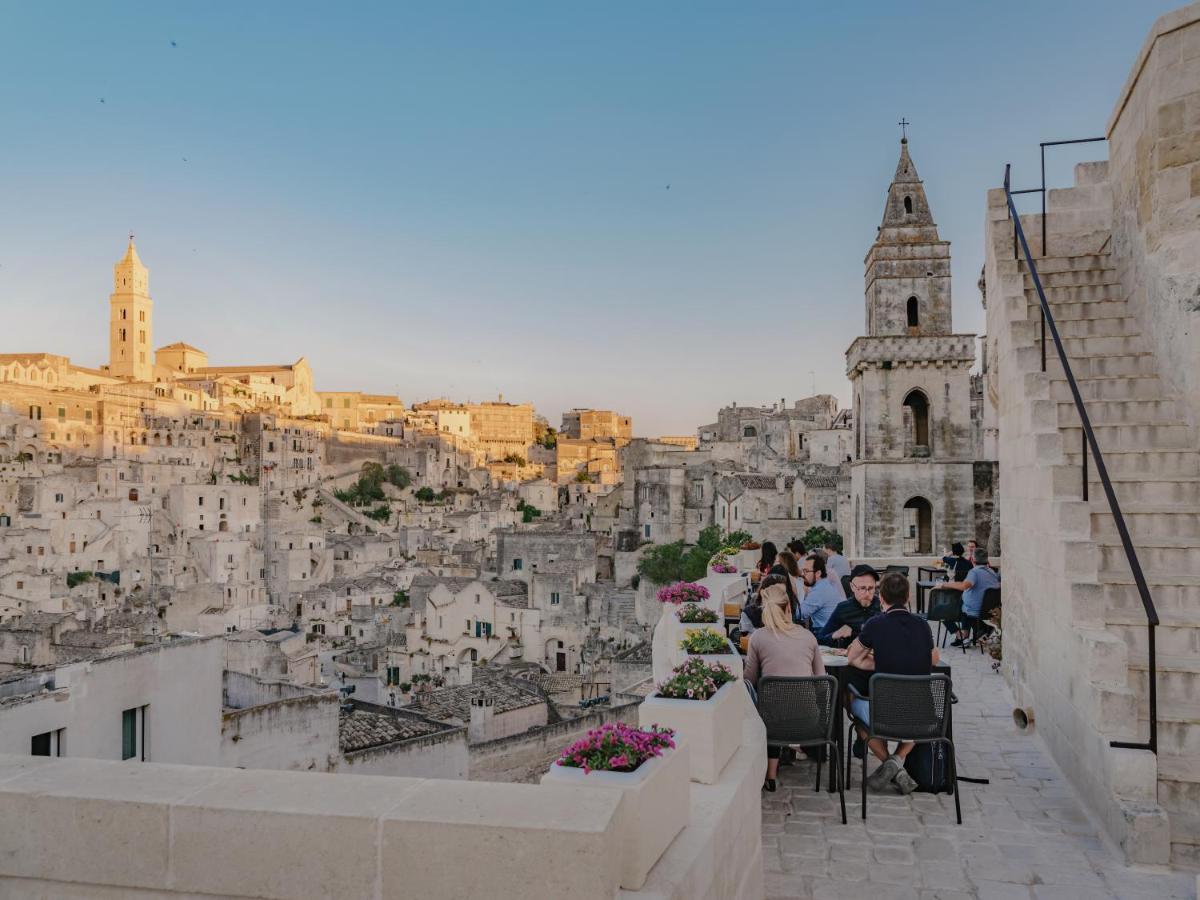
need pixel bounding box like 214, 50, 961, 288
845, 673, 960, 823
924, 588, 963, 648
840, 574, 853, 597
756, 675, 846, 824
969, 587, 1002, 650
884, 564, 910, 578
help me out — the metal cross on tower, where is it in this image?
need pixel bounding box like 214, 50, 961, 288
898, 118, 910, 140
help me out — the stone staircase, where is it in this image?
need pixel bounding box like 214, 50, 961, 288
986, 163, 1200, 867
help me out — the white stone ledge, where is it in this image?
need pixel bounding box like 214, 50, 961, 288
0, 700, 768, 899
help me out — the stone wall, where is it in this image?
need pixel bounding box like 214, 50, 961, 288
220, 691, 341, 773
337, 727, 469, 780
468, 698, 641, 783
1107, 0, 1200, 429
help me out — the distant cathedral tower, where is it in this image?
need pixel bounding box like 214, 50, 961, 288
108, 235, 153, 382
846, 139, 976, 557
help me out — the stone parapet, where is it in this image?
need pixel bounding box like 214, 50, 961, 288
845, 334, 976, 376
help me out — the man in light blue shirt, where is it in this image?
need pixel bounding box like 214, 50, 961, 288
799, 553, 843, 631
943, 547, 1000, 646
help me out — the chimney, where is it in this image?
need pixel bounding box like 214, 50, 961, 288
775, 473, 785, 493
469, 694, 495, 742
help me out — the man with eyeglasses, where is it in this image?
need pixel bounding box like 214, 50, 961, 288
816, 564, 881, 648
798, 553, 842, 631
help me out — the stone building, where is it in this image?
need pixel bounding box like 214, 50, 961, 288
846, 139, 978, 557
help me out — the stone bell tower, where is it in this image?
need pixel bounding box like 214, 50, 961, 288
846, 138, 976, 558
108, 235, 154, 382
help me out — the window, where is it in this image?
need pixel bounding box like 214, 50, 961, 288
797, 506, 804, 519
198, 496, 204, 507
343, 399, 351, 409
550, 592, 561, 605
512, 558, 523, 571
902, 389, 930, 450
122, 706, 147, 761
820, 509, 833, 522
907, 297, 920, 332
903, 195, 913, 214
57, 407, 66, 421
31, 729, 64, 757
643, 524, 651, 538
55, 493, 64, 503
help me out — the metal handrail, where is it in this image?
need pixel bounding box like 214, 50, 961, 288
1003, 163, 1159, 755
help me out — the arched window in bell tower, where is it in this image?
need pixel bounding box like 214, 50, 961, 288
903, 195, 913, 214
906, 297, 919, 334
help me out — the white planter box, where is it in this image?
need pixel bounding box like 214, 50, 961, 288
541, 744, 690, 890
681, 637, 743, 681
638, 680, 743, 784
665, 609, 723, 655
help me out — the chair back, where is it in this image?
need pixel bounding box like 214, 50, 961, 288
868, 673, 950, 743
755, 675, 838, 745
840, 574, 852, 597
884, 565, 910, 577
979, 587, 1002, 620
925, 588, 961, 623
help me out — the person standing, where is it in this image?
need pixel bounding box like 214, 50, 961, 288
824, 538, 851, 596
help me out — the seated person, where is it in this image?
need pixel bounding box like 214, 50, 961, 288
941, 542, 972, 582
743, 581, 825, 792
739, 573, 790, 637
817, 564, 881, 647
846, 572, 939, 795
798, 553, 842, 631
941, 547, 1001, 646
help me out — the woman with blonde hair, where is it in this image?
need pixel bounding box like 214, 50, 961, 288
743, 581, 826, 791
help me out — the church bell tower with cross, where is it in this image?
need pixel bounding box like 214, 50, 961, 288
845, 128, 978, 558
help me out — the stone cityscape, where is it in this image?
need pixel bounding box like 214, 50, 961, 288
1, 3, 1199, 899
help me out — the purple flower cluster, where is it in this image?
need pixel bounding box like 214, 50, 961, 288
655, 581, 711, 605
555, 722, 676, 774
710, 563, 738, 574
656, 656, 736, 701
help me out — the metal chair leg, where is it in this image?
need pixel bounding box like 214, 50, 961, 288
833, 740, 847, 825
814, 751, 822, 793
861, 746, 868, 820
948, 740, 962, 825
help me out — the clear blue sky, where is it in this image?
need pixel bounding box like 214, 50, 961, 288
0, 1, 1176, 434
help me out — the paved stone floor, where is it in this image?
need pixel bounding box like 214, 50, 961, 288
761, 642, 1198, 900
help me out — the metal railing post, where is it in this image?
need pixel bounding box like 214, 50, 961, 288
1081, 428, 1088, 501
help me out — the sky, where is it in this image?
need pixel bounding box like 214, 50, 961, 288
0, 1, 1178, 435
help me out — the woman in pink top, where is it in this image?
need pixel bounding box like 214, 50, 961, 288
743, 583, 825, 790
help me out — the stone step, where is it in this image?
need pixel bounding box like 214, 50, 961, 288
1059, 334, 1148, 357
1091, 506, 1200, 540
1048, 375, 1165, 403
1056, 398, 1182, 427
1029, 297, 1130, 321
1063, 449, 1200, 478
1051, 315, 1141, 339
1086, 475, 1200, 506
1058, 421, 1195, 453
1023, 282, 1124, 305
1017, 253, 1112, 274
1023, 268, 1119, 289
1044, 352, 1159, 379
1094, 575, 1200, 619
1097, 538, 1200, 575
1110, 619, 1200, 658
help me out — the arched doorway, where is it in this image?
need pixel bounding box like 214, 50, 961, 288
903, 497, 933, 555
902, 390, 930, 454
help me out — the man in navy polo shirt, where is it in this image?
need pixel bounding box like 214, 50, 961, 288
847, 572, 940, 794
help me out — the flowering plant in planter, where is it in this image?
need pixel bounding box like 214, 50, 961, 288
677, 603, 719, 624
554, 722, 676, 774
655, 581, 710, 605
709, 562, 737, 573
679, 628, 732, 655
656, 657, 736, 701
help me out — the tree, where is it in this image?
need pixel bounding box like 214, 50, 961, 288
541, 427, 558, 449
801, 526, 842, 554
637, 527, 757, 586
415, 486, 436, 503
574, 471, 594, 484
385, 464, 412, 490
503, 454, 527, 466
365, 505, 391, 523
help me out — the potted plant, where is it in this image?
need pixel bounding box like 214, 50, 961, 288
639, 657, 742, 784
541, 723, 689, 890
679, 627, 742, 679
662, 602, 716, 651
